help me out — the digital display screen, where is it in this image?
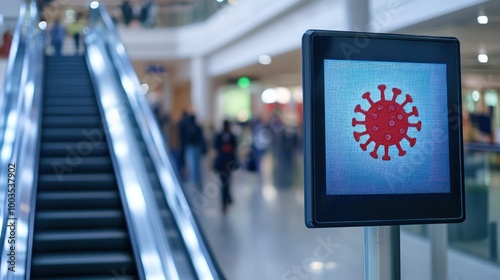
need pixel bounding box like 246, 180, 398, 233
324, 60, 451, 195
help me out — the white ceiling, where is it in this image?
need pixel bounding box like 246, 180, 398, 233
216, 1, 500, 89
398, 0, 500, 89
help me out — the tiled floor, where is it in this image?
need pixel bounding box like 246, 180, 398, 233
187, 153, 500, 280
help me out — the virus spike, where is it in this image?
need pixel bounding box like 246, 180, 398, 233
382, 145, 391, 161
391, 88, 402, 101
405, 135, 417, 147
352, 118, 365, 127
362, 92, 374, 105
406, 106, 419, 117
353, 131, 368, 142
409, 121, 422, 131
354, 104, 367, 114
370, 143, 380, 159
353, 85, 421, 160
396, 143, 406, 156
401, 94, 413, 107
378, 85, 387, 101
360, 138, 373, 151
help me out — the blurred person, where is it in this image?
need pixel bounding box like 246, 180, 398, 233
140, 0, 157, 28
213, 120, 239, 213
120, 0, 133, 26
67, 13, 85, 54
177, 111, 191, 178
49, 19, 66, 55
269, 107, 296, 188
132, 1, 143, 25
180, 114, 206, 189
0, 31, 13, 58
246, 116, 270, 174
139, 0, 151, 26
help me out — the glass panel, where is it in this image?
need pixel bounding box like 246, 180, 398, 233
403, 145, 500, 265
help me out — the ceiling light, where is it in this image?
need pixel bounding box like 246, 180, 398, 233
258, 55, 272, 65
478, 54, 488, 63
309, 261, 324, 271
261, 88, 277, 104
38, 21, 47, 30
477, 15, 488, 24
292, 86, 303, 103
141, 83, 149, 94
472, 90, 480, 102
90, 1, 99, 9
276, 87, 291, 104
325, 261, 338, 270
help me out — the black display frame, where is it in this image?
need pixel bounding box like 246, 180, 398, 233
303, 30, 465, 228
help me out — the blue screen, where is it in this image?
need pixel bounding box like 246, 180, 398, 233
324, 60, 451, 195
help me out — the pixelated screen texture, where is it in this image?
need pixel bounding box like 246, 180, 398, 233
324, 60, 451, 195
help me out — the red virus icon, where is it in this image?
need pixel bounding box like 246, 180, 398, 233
352, 84, 422, 160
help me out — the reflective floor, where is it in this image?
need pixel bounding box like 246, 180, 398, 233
185, 153, 500, 280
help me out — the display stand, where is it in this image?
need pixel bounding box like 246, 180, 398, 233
364, 226, 401, 280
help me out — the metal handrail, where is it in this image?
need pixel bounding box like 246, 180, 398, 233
0, 1, 44, 279
464, 142, 500, 153
85, 30, 179, 279
88, 3, 223, 280
0, 1, 27, 153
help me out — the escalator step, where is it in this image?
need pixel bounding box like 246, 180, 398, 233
40, 142, 108, 157
36, 191, 121, 210
35, 210, 125, 230
39, 157, 113, 173
43, 91, 95, 98
32, 276, 136, 280
33, 229, 131, 253
44, 70, 89, 74
30, 252, 136, 277
44, 97, 96, 106
42, 116, 102, 127
42, 128, 103, 141
43, 106, 100, 115
38, 173, 117, 191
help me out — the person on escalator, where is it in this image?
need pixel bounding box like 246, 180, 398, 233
67, 13, 85, 54
213, 120, 239, 214
49, 19, 66, 55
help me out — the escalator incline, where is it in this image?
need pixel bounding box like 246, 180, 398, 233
30, 55, 139, 279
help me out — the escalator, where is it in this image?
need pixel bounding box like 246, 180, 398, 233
30, 55, 139, 279
0, 2, 223, 279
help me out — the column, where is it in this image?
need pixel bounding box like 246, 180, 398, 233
190, 56, 210, 124
345, 0, 369, 32
430, 224, 448, 280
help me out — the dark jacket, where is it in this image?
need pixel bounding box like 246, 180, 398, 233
213, 131, 239, 173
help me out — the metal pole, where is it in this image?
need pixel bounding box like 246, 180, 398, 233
429, 224, 448, 280
491, 222, 498, 262
364, 226, 401, 280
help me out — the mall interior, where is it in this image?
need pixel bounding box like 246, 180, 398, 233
1, 0, 500, 279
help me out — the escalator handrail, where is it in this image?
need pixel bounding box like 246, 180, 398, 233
85, 15, 181, 280
0, 1, 44, 279
89, 4, 223, 280
0, 0, 25, 126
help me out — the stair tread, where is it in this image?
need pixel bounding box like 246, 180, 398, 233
36, 209, 124, 220
39, 157, 111, 165
35, 229, 128, 241
39, 173, 115, 183
37, 190, 118, 200
31, 252, 133, 266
